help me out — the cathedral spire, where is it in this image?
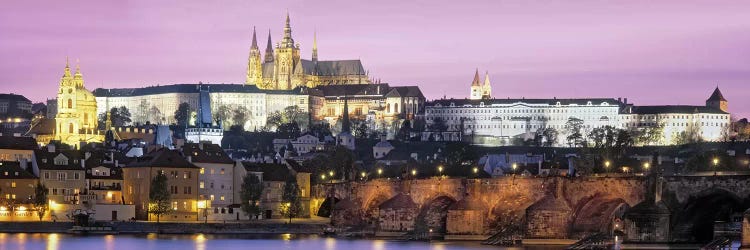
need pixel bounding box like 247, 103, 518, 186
280, 12, 295, 48
483, 71, 490, 86
250, 26, 258, 50
471, 68, 481, 86
264, 29, 274, 63
312, 30, 318, 62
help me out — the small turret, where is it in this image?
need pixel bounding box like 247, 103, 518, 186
312, 30, 318, 63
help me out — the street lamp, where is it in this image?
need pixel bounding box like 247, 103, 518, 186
473, 167, 478, 178
643, 162, 650, 172
411, 169, 417, 177
512, 163, 517, 175
360, 172, 366, 180
377, 168, 382, 178
437, 166, 443, 177
604, 160, 611, 174
713, 158, 719, 175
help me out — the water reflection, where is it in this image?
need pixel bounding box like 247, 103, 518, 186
46, 233, 59, 250
0, 233, 568, 250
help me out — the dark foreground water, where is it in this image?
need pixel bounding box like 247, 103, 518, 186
0, 233, 567, 250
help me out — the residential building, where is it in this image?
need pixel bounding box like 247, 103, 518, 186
182, 142, 237, 220
122, 148, 200, 221
0, 135, 37, 162
0, 161, 38, 221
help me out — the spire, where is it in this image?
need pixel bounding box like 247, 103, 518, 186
280, 12, 295, 48
63, 56, 72, 77
74, 58, 82, 77
264, 29, 274, 63
471, 68, 481, 86
483, 71, 490, 86
250, 26, 258, 49
341, 95, 351, 133
312, 30, 318, 62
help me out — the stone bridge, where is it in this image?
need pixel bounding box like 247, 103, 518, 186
312, 175, 750, 243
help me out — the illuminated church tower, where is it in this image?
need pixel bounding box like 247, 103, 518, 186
54, 58, 101, 148
482, 71, 492, 99
273, 12, 302, 90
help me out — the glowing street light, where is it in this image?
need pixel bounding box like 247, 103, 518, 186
321, 174, 326, 180
643, 162, 650, 171
411, 169, 417, 177
329, 171, 334, 177
713, 157, 719, 175
377, 168, 383, 177
604, 160, 611, 174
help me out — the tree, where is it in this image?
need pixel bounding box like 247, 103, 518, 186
214, 105, 231, 127
353, 119, 369, 139
33, 184, 48, 221
280, 175, 303, 224
277, 122, 301, 139
565, 118, 586, 147
174, 102, 191, 127
115, 106, 132, 126
149, 106, 164, 124
240, 174, 264, 219
232, 106, 250, 129
533, 127, 559, 147
637, 122, 665, 146
444, 142, 478, 166
136, 100, 149, 124
148, 172, 171, 223
673, 125, 703, 145
429, 117, 448, 133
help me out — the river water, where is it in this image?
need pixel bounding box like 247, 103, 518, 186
0, 233, 568, 250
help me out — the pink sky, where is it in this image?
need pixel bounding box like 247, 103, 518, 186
1, 1, 750, 117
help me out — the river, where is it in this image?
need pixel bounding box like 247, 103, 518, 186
0, 233, 568, 250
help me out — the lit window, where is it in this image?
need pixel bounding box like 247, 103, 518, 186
199, 182, 204, 189
11, 182, 16, 188
220, 196, 225, 201
200, 168, 204, 174
210, 195, 215, 201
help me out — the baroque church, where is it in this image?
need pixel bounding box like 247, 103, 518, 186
246, 14, 370, 90
53, 58, 102, 147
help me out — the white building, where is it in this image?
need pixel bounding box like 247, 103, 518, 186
93, 83, 313, 131
183, 142, 239, 221
423, 73, 731, 146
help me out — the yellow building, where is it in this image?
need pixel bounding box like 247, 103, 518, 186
246, 14, 370, 90
53, 59, 102, 148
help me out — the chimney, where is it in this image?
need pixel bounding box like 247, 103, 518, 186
115, 160, 119, 168
47, 144, 56, 153
624, 98, 628, 104
81, 158, 85, 169
85, 152, 92, 160
187, 156, 192, 163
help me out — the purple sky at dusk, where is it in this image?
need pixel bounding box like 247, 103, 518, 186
2, 1, 750, 117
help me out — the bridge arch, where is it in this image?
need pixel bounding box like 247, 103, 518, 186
571, 196, 630, 236
414, 195, 457, 234
363, 193, 391, 225
671, 188, 747, 242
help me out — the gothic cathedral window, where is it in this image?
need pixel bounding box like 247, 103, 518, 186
67, 99, 73, 109
69, 123, 74, 133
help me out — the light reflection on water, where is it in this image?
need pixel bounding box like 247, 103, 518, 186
0, 233, 567, 250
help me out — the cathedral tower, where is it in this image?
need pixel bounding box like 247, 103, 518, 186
469, 69, 482, 100
245, 27, 263, 85
273, 12, 301, 90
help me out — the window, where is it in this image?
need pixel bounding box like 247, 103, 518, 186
69, 123, 74, 133
220, 196, 225, 201
220, 168, 225, 175
57, 172, 67, 180
199, 182, 205, 189
44, 172, 49, 179
184, 171, 191, 179
67, 99, 72, 109
11, 182, 16, 188
210, 195, 215, 201
200, 168, 205, 174
184, 186, 191, 194
74, 173, 80, 180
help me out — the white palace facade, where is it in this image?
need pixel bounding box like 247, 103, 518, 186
423, 70, 731, 146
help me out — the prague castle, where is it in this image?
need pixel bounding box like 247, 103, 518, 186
245, 14, 370, 90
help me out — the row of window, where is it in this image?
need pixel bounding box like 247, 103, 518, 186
170, 185, 192, 195
43, 172, 81, 180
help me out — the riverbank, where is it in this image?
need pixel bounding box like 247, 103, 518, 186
0, 221, 327, 234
